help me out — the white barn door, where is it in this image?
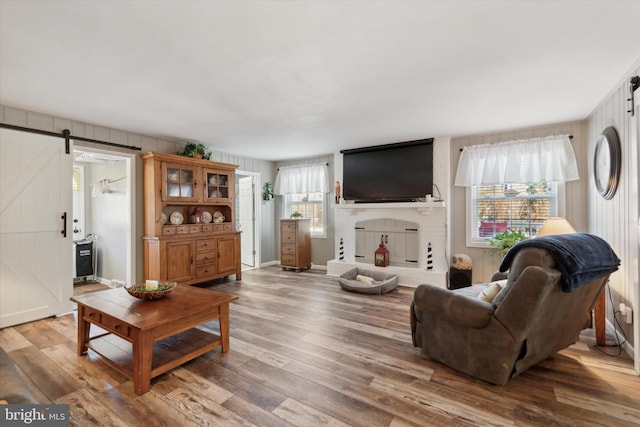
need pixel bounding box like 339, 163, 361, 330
0, 128, 73, 328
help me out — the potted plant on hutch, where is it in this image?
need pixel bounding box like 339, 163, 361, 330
177, 143, 212, 160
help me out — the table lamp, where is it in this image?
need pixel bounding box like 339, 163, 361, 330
536, 217, 576, 237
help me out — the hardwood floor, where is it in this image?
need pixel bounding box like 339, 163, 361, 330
2, 266, 639, 426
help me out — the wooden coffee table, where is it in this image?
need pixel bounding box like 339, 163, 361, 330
70, 285, 237, 395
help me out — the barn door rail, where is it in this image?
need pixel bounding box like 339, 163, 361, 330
0, 123, 142, 152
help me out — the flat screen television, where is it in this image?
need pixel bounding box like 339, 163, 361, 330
341, 138, 433, 203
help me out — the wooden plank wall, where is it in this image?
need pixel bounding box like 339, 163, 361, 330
586, 61, 640, 350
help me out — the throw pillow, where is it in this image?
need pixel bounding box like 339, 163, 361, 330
477, 280, 507, 303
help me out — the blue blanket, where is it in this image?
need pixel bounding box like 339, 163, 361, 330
499, 233, 620, 293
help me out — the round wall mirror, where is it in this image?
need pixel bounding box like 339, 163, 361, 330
593, 126, 621, 200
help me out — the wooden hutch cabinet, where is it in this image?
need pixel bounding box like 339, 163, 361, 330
142, 152, 241, 285
280, 219, 311, 272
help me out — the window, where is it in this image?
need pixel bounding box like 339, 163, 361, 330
284, 192, 326, 238
468, 181, 559, 246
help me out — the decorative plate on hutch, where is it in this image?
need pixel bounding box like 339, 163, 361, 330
213, 211, 225, 223
169, 211, 184, 225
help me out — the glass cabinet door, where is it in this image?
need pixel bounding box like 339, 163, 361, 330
162, 163, 198, 202
204, 169, 232, 202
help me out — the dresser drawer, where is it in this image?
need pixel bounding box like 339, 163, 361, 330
176, 225, 189, 234
281, 254, 296, 266
222, 223, 233, 231
281, 221, 296, 232
281, 232, 296, 244
100, 314, 130, 338
196, 250, 216, 265
202, 224, 214, 232
196, 238, 217, 251
196, 264, 216, 278
281, 244, 296, 255
162, 226, 176, 236
189, 225, 202, 233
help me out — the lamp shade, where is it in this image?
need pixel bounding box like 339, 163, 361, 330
536, 217, 576, 237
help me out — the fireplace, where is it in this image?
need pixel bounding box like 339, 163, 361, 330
327, 201, 448, 287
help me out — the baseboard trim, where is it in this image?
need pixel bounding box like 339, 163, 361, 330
605, 317, 635, 360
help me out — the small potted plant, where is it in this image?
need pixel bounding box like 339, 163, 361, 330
488, 229, 528, 257
177, 143, 211, 160
291, 211, 303, 219
262, 181, 274, 201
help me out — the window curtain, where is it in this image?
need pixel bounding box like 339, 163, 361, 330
274, 163, 329, 195
454, 135, 579, 186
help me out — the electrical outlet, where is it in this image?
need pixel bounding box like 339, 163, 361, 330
624, 307, 633, 324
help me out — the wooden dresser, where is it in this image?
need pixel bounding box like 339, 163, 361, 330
141, 152, 241, 285
280, 219, 311, 272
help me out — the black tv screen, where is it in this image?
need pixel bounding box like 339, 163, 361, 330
341, 139, 433, 202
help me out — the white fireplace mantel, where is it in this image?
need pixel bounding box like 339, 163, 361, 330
335, 201, 446, 216
328, 201, 448, 287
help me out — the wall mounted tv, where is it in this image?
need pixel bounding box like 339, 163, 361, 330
341, 138, 433, 203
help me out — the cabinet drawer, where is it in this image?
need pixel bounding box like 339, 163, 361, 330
101, 314, 130, 338
281, 221, 296, 232
281, 232, 296, 244
176, 225, 189, 234
202, 224, 214, 232
190, 225, 202, 233
281, 244, 296, 255
196, 264, 216, 278
162, 226, 176, 236
196, 250, 216, 265
281, 254, 296, 266
222, 223, 233, 231
196, 238, 217, 251
83, 308, 101, 323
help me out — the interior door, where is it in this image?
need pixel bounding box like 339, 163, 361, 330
238, 176, 255, 267
0, 128, 73, 328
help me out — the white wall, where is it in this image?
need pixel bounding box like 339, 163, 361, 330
586, 62, 640, 348
86, 161, 128, 283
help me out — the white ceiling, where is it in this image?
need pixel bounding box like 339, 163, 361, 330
1, 1, 639, 160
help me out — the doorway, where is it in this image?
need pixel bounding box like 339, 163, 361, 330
236, 170, 260, 270
72, 147, 135, 289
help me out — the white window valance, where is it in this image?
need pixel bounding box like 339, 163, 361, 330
454, 135, 579, 186
274, 163, 329, 195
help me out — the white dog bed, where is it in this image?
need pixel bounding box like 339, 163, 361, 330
338, 268, 399, 295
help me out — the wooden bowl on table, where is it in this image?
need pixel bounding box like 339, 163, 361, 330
125, 282, 177, 300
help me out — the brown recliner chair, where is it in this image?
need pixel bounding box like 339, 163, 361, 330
410, 233, 619, 385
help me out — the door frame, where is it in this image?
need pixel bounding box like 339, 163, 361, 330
73, 144, 136, 287
236, 169, 261, 269
633, 85, 639, 374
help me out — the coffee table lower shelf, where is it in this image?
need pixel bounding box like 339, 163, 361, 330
87, 328, 221, 380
